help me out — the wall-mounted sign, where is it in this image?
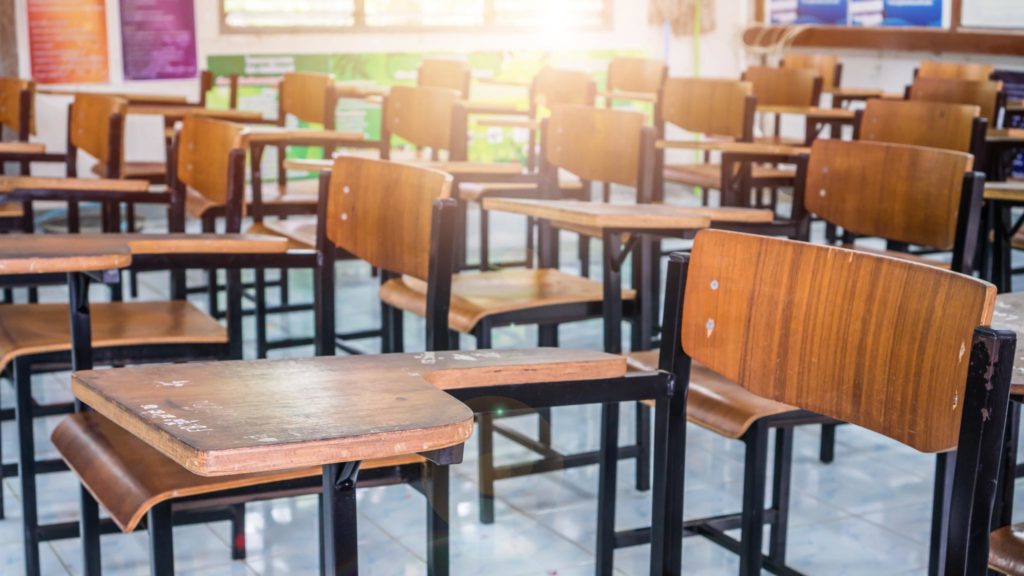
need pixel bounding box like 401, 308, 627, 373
768, 0, 945, 27
120, 0, 198, 80
27, 0, 110, 84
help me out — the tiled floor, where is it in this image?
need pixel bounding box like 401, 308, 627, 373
0, 188, 1017, 575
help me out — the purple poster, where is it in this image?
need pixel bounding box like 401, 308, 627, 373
119, 0, 197, 80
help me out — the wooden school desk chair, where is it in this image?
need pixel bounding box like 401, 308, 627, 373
70, 93, 167, 184
418, 57, 471, 97
780, 53, 842, 93
0, 228, 269, 576
742, 65, 823, 146
626, 228, 1009, 575
603, 56, 667, 107
50, 159, 466, 576
0, 78, 44, 227
917, 60, 997, 81
627, 139, 985, 574
466, 67, 596, 269
657, 77, 799, 211
909, 76, 1005, 130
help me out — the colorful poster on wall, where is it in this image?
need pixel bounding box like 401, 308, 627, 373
879, 0, 943, 26
27, 0, 109, 84
770, 0, 945, 26
119, 0, 198, 80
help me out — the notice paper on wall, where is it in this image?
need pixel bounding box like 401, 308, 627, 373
27, 0, 110, 84
120, 0, 198, 80
961, 0, 1024, 29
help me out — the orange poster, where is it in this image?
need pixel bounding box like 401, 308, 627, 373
28, 0, 110, 84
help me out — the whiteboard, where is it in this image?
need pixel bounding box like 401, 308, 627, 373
961, 0, 1024, 29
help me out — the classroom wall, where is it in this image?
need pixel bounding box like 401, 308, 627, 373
11, 0, 752, 175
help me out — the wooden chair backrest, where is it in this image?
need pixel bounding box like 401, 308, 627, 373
176, 115, 245, 206
0, 77, 33, 136
860, 99, 980, 153
781, 54, 841, 92
805, 139, 972, 250
418, 59, 471, 98
681, 228, 995, 453
70, 93, 127, 168
544, 105, 647, 187
324, 156, 453, 280
383, 85, 461, 151
660, 78, 753, 140
279, 72, 334, 125
532, 67, 597, 109
607, 57, 667, 95
909, 77, 1002, 126
918, 60, 995, 81
743, 66, 821, 107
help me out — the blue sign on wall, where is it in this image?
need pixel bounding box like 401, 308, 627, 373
882, 0, 943, 27
794, 0, 849, 24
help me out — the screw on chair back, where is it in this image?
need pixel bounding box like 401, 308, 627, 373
532, 67, 597, 110
607, 57, 667, 96
543, 104, 652, 191
68, 93, 128, 177
743, 66, 822, 108
658, 78, 755, 141
0, 77, 34, 140
418, 59, 471, 98
381, 85, 465, 158
279, 71, 336, 128
918, 60, 996, 81
858, 99, 984, 154
909, 77, 1004, 128
780, 54, 841, 92
671, 228, 1010, 574
804, 139, 981, 269
172, 115, 247, 230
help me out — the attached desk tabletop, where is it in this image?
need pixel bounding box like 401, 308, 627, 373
482, 198, 774, 231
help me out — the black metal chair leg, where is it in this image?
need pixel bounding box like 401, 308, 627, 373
230, 503, 247, 560
0, 384, 4, 520
279, 268, 290, 305
579, 234, 590, 278
322, 462, 361, 576
929, 451, 956, 575
480, 207, 490, 271
635, 402, 651, 492
525, 217, 535, 269
15, 359, 40, 576
595, 402, 621, 576
383, 304, 404, 354
426, 463, 450, 576
475, 322, 496, 525
255, 268, 268, 359
80, 484, 102, 575
769, 427, 794, 563
997, 402, 1021, 528
819, 423, 837, 464
148, 501, 175, 576
319, 493, 326, 576
207, 269, 219, 318
537, 324, 557, 449
739, 421, 769, 576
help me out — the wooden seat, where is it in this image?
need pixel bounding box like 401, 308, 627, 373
381, 268, 634, 334
457, 177, 583, 202
54, 410, 424, 532
0, 301, 226, 373
990, 524, 1024, 575
628, 350, 795, 439
246, 218, 317, 249
754, 135, 806, 147
663, 162, 795, 190
781, 54, 841, 93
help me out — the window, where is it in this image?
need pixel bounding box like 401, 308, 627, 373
221, 0, 612, 31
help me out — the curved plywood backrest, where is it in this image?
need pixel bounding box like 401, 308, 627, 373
681, 229, 995, 453
544, 105, 646, 187
910, 77, 1002, 126
781, 53, 840, 91
533, 67, 596, 108
70, 93, 127, 166
0, 77, 33, 135
418, 59, 470, 98
177, 115, 245, 205
918, 60, 995, 81
744, 66, 820, 107
860, 99, 979, 153
805, 139, 972, 250
280, 72, 333, 125
660, 77, 753, 140
607, 57, 667, 95
383, 85, 460, 151
326, 156, 453, 280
